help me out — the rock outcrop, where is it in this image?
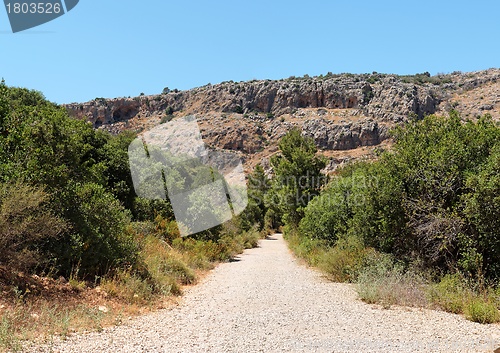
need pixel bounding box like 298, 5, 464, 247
65, 69, 500, 171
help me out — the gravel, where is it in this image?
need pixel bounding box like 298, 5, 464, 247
31, 234, 500, 353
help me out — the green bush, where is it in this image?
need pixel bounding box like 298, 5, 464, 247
284, 229, 327, 267
465, 298, 500, 324
60, 182, 138, 278
427, 274, 468, 314
318, 235, 373, 282
160, 257, 196, 285
299, 113, 500, 280
0, 182, 67, 274
299, 176, 354, 245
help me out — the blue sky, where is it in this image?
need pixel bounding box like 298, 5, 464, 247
0, 0, 498, 104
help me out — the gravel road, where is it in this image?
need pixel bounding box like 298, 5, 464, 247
33, 234, 500, 353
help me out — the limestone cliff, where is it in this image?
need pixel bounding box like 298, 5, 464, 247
65, 69, 500, 172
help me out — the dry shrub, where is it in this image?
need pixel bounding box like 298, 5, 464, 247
0, 182, 67, 274
356, 254, 428, 309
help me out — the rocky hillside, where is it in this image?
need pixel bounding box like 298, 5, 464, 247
65, 69, 500, 172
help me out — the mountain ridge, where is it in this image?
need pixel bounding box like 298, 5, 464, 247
65, 69, 500, 172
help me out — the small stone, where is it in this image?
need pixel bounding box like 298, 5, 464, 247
98, 306, 109, 313
479, 104, 494, 111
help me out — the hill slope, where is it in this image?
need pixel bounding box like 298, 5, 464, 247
65, 69, 500, 172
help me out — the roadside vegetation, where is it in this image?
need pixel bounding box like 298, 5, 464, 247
1, 77, 499, 349
0, 80, 262, 351
256, 111, 500, 324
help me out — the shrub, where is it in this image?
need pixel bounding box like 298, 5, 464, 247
427, 274, 468, 314
318, 235, 373, 282
299, 113, 500, 279
465, 299, 500, 324
284, 229, 327, 267
163, 257, 196, 285
160, 115, 173, 124
154, 215, 181, 243
356, 253, 428, 308
299, 176, 354, 245
60, 182, 138, 278
0, 182, 67, 274
240, 227, 261, 249
101, 271, 155, 303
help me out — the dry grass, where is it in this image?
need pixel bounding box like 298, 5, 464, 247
0, 286, 165, 352
357, 262, 500, 323
356, 255, 429, 309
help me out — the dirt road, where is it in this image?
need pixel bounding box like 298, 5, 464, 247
33, 234, 500, 352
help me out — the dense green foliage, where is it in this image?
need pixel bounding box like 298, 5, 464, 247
265, 128, 327, 226
299, 113, 500, 279
238, 164, 270, 231
0, 80, 264, 284
0, 81, 148, 278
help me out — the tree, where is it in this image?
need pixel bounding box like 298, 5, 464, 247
462, 145, 500, 276
97, 130, 137, 211
58, 182, 137, 278
0, 83, 140, 278
238, 164, 270, 230
268, 128, 326, 226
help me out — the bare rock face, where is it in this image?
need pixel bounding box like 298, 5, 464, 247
70, 98, 141, 128
65, 74, 442, 126
301, 118, 388, 150
64, 69, 500, 170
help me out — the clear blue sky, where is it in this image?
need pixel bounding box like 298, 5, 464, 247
0, 0, 498, 104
